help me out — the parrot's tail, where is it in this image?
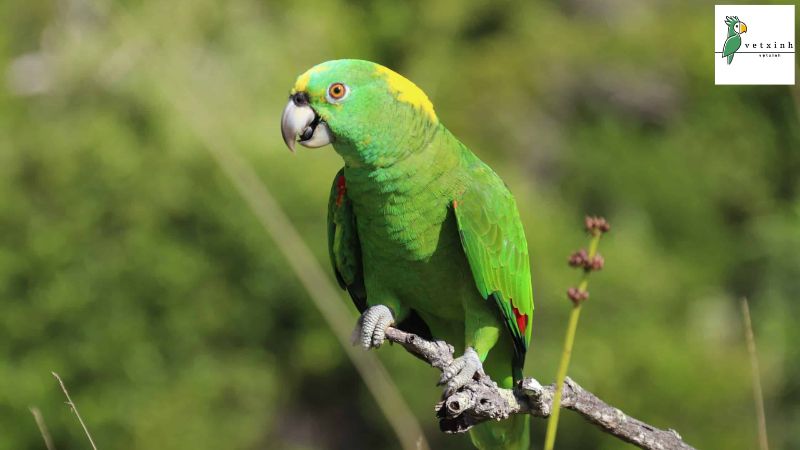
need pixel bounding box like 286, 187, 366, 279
468, 414, 530, 450
727, 54, 734, 64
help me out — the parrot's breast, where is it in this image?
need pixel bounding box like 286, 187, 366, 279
348, 169, 458, 261
342, 143, 479, 322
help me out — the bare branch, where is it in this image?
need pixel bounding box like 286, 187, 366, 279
385, 327, 697, 450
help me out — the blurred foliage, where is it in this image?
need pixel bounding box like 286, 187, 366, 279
1, 0, 798, 449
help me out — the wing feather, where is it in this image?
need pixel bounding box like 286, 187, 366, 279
453, 164, 534, 375
327, 168, 367, 312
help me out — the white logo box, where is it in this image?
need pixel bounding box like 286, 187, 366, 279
714, 4, 795, 85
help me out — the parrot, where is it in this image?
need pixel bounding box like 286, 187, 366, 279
722, 15, 747, 65
281, 59, 533, 450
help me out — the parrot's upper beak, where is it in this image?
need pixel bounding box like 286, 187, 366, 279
281, 92, 332, 152
741, 22, 747, 33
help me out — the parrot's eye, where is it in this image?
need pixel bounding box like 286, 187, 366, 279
327, 82, 349, 103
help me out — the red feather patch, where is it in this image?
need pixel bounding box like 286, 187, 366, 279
336, 175, 347, 206
512, 302, 528, 335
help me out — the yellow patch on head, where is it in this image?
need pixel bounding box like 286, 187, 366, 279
374, 65, 437, 122
292, 64, 329, 94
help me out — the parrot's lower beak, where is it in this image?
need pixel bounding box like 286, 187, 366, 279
741, 23, 747, 33
281, 93, 332, 152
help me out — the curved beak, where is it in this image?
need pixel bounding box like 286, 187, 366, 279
280, 93, 333, 152
740, 22, 747, 33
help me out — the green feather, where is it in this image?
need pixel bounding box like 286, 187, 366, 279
327, 168, 366, 312
452, 161, 534, 375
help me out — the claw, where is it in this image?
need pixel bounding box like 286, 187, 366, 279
353, 305, 395, 349
439, 347, 484, 395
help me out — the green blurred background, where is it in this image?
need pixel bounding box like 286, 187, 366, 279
2, 0, 798, 448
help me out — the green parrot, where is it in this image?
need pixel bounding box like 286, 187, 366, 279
281, 59, 533, 450
722, 15, 747, 65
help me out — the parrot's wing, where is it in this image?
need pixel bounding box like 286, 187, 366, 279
327, 168, 367, 312
723, 35, 741, 57
453, 163, 534, 369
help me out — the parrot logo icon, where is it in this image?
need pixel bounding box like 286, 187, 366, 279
722, 16, 748, 64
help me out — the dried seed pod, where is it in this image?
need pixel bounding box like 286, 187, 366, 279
567, 287, 590, 305
589, 254, 605, 271
568, 249, 589, 268
584, 216, 611, 235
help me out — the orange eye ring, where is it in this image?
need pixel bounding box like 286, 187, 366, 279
327, 82, 348, 102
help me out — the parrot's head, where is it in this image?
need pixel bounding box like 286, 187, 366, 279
725, 16, 747, 35
281, 59, 439, 165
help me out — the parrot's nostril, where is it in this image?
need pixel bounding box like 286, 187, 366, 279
292, 92, 309, 106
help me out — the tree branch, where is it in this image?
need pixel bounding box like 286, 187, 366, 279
385, 327, 696, 450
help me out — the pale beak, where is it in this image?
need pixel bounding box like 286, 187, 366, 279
280, 93, 333, 152
740, 22, 747, 33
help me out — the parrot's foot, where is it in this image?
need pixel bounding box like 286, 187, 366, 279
352, 305, 395, 349
439, 347, 484, 396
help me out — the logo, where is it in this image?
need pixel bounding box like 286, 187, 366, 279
722, 16, 747, 64
715, 5, 795, 85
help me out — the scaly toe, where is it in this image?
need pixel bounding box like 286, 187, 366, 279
440, 347, 483, 395
371, 313, 393, 347
353, 305, 395, 349
439, 358, 465, 385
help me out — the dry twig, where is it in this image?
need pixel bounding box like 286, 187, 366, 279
52, 372, 98, 450
29, 406, 56, 450
385, 327, 697, 450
